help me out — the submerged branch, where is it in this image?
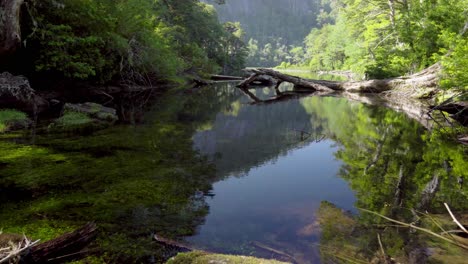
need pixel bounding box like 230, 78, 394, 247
359, 208, 468, 250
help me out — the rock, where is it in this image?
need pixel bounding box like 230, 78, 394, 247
166, 251, 289, 264
63, 102, 118, 123
49, 102, 117, 132
0, 72, 48, 112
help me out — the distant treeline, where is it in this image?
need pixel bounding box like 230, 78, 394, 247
205, 0, 323, 67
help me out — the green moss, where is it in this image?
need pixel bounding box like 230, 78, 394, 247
166, 251, 288, 264
0, 109, 29, 132
55, 111, 93, 126
0, 94, 218, 262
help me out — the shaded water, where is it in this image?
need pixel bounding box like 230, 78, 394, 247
0, 76, 467, 263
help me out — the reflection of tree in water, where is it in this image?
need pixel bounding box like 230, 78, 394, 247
192, 84, 327, 178
299, 96, 468, 263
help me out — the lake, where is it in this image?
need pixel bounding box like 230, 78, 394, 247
0, 77, 467, 263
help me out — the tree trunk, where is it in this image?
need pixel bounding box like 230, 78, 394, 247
241, 63, 441, 94
24, 222, 97, 263
0, 0, 25, 61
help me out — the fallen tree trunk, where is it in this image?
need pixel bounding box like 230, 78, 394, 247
242, 63, 441, 94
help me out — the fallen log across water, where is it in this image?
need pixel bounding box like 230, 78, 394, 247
237, 64, 468, 131
239, 63, 441, 93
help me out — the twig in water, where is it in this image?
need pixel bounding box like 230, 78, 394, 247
444, 203, 468, 233
377, 234, 389, 264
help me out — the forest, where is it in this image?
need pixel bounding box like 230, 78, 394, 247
0, 0, 467, 264
211, 0, 468, 91
0, 0, 247, 86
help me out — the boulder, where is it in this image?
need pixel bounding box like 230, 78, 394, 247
49, 102, 117, 132
63, 102, 118, 123
0, 72, 48, 112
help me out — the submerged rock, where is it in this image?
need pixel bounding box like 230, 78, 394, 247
49, 102, 118, 132
166, 251, 289, 264
63, 102, 118, 123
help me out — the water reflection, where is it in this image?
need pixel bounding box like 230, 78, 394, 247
188, 83, 468, 263
0, 81, 466, 263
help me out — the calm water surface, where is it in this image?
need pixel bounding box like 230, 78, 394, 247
0, 75, 467, 263
187, 85, 356, 262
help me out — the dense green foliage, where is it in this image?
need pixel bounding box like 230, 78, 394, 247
22, 0, 246, 84
298, 0, 468, 87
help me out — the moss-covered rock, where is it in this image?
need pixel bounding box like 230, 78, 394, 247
63, 102, 118, 123
166, 251, 290, 264
0, 109, 31, 132
49, 102, 118, 132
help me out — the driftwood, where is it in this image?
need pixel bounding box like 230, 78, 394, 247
16, 222, 98, 263
239, 63, 441, 93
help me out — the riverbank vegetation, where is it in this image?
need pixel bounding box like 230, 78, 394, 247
299, 0, 467, 88
1, 0, 247, 87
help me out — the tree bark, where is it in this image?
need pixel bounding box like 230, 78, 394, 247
0, 0, 25, 61
21, 222, 97, 263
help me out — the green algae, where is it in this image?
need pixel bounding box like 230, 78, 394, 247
0, 90, 219, 262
